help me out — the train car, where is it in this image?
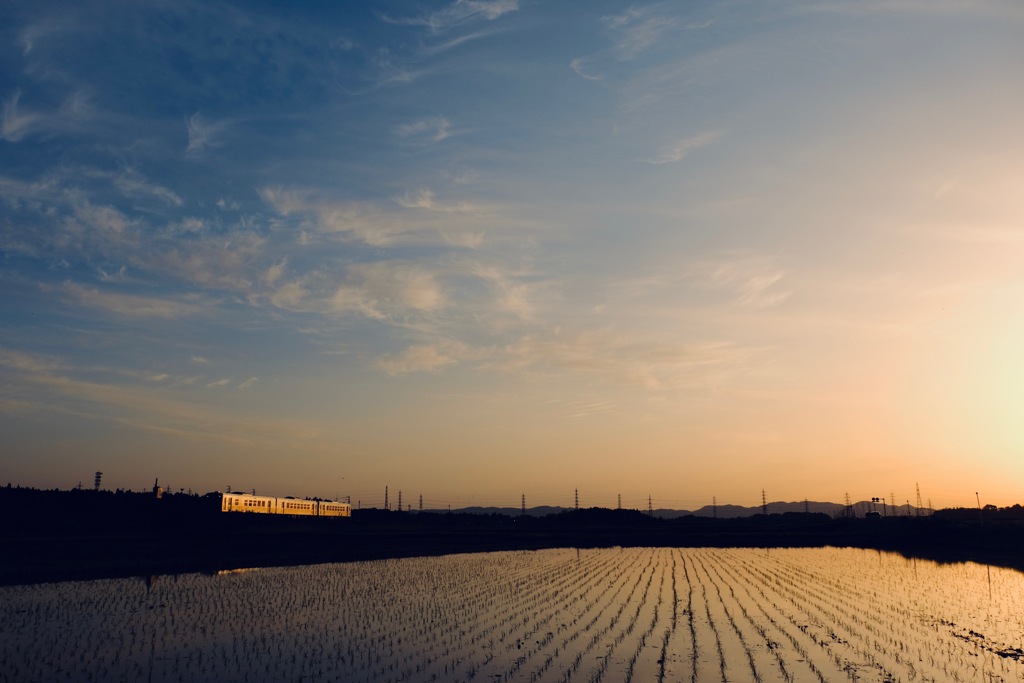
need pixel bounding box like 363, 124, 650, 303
220, 492, 277, 514
279, 497, 317, 516
209, 492, 350, 518
317, 500, 352, 517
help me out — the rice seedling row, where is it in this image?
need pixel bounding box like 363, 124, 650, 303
2, 547, 1023, 682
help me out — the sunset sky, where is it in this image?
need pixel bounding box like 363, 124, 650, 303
3, 0, 1023, 510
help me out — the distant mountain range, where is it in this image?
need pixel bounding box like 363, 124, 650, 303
451, 500, 928, 519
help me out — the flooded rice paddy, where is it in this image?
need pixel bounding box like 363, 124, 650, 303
2, 547, 1023, 682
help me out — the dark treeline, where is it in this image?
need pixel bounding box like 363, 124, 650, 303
2, 486, 1023, 585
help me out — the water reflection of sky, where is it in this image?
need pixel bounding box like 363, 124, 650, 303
1, 548, 1022, 682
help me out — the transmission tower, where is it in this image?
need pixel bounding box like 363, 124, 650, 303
617, 493, 621, 510
762, 489, 767, 516
713, 496, 717, 519
575, 488, 579, 511
648, 495, 653, 516
521, 493, 526, 516
419, 494, 423, 512
915, 483, 923, 517
384, 486, 389, 511
397, 490, 402, 511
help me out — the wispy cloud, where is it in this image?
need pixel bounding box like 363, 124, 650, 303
557, 397, 618, 420
423, 29, 506, 55
377, 343, 462, 375
260, 187, 498, 247
1, 348, 322, 448
185, 112, 230, 155
367, 1, 519, 91
111, 170, 183, 207
807, 0, 1024, 19
9, 189, 265, 294
0, 174, 61, 210
264, 261, 447, 322
0, 347, 62, 374
148, 230, 269, 292
570, 57, 602, 81
602, 5, 679, 61
61, 283, 207, 319
2, 88, 96, 143
395, 116, 453, 142
2, 90, 41, 142
498, 329, 752, 392
333, 262, 446, 318
366, 321, 756, 396
395, 189, 488, 214
474, 265, 543, 322
646, 131, 721, 164
387, 0, 519, 33
702, 257, 792, 309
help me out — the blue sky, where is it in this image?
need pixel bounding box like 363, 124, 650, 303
3, 0, 1024, 509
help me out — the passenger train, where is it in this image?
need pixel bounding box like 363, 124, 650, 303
212, 491, 352, 517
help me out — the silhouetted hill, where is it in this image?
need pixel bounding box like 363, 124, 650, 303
454, 505, 568, 517
455, 500, 925, 519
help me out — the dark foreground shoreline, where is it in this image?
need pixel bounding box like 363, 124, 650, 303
3, 488, 1023, 585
